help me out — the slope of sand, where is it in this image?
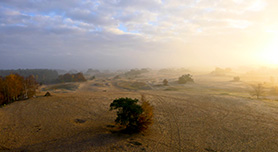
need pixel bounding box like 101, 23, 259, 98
1, 78, 278, 151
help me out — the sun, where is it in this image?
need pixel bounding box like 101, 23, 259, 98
260, 37, 278, 65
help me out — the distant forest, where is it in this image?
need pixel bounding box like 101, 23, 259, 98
0, 69, 58, 84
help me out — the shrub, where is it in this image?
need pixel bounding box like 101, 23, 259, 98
178, 74, 194, 84
137, 95, 153, 131
89, 76, 96, 80
110, 95, 153, 133
233, 76, 240, 82
163, 79, 168, 86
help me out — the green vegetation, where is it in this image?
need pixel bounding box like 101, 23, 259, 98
89, 76, 96, 80
164, 87, 179, 91
42, 83, 79, 91
124, 68, 149, 76
110, 95, 153, 133
116, 81, 151, 90
178, 74, 194, 84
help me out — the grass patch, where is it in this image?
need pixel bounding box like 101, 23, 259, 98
116, 81, 151, 90
219, 92, 230, 95
164, 87, 179, 91
42, 83, 79, 91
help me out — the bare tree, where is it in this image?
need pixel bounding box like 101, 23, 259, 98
250, 83, 264, 99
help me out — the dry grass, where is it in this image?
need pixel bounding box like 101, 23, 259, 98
1, 74, 278, 151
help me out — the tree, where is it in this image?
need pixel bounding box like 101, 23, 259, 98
110, 95, 153, 132
178, 74, 194, 84
24, 75, 38, 98
0, 77, 4, 105
4, 74, 24, 102
163, 79, 168, 86
73, 73, 86, 82
58, 73, 86, 82
0, 74, 38, 106
137, 95, 153, 131
250, 83, 264, 99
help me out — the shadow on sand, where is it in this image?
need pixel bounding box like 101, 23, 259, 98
11, 126, 134, 152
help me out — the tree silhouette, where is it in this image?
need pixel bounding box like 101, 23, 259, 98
178, 74, 194, 84
250, 83, 264, 99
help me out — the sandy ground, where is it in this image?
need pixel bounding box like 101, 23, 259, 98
1, 78, 278, 152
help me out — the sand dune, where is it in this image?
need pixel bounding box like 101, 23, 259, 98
1, 77, 278, 151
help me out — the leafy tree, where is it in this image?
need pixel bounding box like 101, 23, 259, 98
0, 74, 38, 106
58, 73, 86, 82
4, 74, 24, 101
0, 77, 4, 105
24, 75, 38, 98
73, 73, 86, 82
178, 74, 194, 84
110, 96, 153, 132
137, 95, 153, 131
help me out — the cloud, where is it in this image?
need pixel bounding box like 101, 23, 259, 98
0, 0, 273, 69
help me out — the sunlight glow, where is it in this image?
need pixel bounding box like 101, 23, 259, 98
260, 36, 278, 65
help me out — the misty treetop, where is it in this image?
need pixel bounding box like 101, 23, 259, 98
178, 74, 194, 84
124, 68, 149, 76
58, 72, 86, 83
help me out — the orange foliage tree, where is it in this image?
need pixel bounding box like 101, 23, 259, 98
0, 77, 4, 105
0, 74, 38, 106
4, 74, 24, 102
58, 72, 86, 82
24, 75, 38, 98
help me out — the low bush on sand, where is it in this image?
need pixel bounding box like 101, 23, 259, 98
110, 95, 153, 133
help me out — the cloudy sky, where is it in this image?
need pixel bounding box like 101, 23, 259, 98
0, 0, 277, 70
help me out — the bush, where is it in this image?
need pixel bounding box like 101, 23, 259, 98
178, 74, 194, 84
110, 95, 153, 133
233, 76, 240, 82
163, 79, 168, 86
137, 95, 153, 131
89, 76, 96, 80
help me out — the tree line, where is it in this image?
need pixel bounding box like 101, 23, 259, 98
57, 73, 86, 83
0, 74, 38, 106
0, 69, 59, 84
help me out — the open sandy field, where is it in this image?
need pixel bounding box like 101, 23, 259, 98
1, 74, 278, 152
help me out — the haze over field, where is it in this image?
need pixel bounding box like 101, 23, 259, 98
1, 0, 278, 70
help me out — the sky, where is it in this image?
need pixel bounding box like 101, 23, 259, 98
0, 0, 278, 70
